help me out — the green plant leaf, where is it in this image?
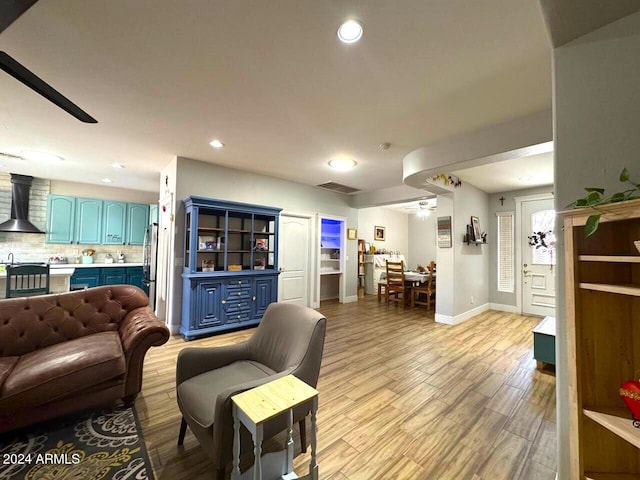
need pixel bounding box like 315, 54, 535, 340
620, 168, 630, 182
584, 187, 605, 194
585, 214, 600, 238
610, 192, 626, 202
575, 198, 588, 207
586, 191, 602, 204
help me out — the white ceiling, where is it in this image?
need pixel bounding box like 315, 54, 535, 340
0, 0, 551, 193
452, 151, 554, 193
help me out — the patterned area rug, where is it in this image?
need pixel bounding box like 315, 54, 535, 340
0, 403, 154, 480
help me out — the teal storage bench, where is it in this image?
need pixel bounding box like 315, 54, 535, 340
533, 316, 556, 370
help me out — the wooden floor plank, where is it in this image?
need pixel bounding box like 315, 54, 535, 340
137, 296, 556, 479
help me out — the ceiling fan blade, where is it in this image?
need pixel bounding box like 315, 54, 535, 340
0, 0, 39, 34
0, 51, 98, 123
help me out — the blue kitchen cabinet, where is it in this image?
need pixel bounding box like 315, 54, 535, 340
126, 266, 146, 292
46, 195, 76, 244
101, 268, 127, 286
75, 198, 103, 244
70, 268, 101, 289
102, 201, 127, 245
126, 203, 149, 245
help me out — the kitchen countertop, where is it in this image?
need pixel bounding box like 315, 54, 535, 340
49, 263, 143, 268
0, 268, 75, 277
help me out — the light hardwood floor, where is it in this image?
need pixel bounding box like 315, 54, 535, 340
138, 296, 556, 480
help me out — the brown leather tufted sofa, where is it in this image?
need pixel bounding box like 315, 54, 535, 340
0, 285, 169, 433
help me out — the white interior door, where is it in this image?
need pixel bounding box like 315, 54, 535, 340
278, 214, 311, 306
521, 198, 556, 316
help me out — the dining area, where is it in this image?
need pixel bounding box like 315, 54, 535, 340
377, 260, 436, 311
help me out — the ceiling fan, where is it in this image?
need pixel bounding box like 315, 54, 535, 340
404, 200, 437, 218
0, 1, 97, 123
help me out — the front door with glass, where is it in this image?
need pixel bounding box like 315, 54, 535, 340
521, 198, 556, 316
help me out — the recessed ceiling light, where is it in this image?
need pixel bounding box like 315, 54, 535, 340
328, 158, 357, 171
21, 150, 63, 162
519, 176, 533, 182
209, 139, 225, 149
101, 178, 113, 183
337, 20, 363, 44
111, 162, 125, 169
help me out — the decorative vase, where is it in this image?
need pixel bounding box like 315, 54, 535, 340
620, 380, 640, 427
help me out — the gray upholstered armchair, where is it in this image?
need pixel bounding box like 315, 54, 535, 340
176, 303, 327, 480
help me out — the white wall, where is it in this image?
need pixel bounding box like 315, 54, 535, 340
453, 182, 490, 316
357, 206, 408, 256
165, 156, 358, 328
407, 211, 437, 269
435, 193, 455, 318
553, 11, 640, 479
50, 180, 158, 204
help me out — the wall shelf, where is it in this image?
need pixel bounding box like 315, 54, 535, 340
579, 283, 640, 297
584, 408, 640, 450
579, 255, 640, 263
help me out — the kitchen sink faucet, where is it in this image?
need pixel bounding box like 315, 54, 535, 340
7, 252, 14, 264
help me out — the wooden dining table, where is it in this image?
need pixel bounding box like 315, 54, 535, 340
379, 271, 434, 284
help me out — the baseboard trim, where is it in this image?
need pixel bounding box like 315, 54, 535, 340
168, 323, 180, 335
489, 303, 518, 313
436, 303, 490, 325
343, 295, 358, 304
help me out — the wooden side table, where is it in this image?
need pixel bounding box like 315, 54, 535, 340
231, 375, 319, 480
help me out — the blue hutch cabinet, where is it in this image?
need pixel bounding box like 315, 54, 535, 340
180, 196, 281, 340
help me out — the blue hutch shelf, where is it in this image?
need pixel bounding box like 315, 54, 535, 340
180, 196, 281, 340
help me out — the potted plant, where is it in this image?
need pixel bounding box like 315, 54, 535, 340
568, 168, 640, 238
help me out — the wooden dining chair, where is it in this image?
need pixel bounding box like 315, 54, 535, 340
386, 260, 411, 308
5, 264, 50, 298
411, 268, 436, 310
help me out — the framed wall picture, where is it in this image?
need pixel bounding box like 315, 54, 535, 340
437, 216, 452, 248
471, 216, 481, 241
347, 228, 357, 240
374, 226, 385, 241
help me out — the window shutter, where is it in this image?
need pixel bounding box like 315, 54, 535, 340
497, 212, 514, 293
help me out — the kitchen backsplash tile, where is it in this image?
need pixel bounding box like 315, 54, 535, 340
0, 174, 143, 263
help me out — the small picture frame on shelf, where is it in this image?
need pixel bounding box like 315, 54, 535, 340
202, 259, 215, 272
471, 216, 481, 241
374, 226, 385, 241
254, 238, 269, 251
347, 228, 357, 240
198, 236, 217, 249
254, 258, 266, 270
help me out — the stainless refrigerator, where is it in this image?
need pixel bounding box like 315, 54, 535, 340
143, 222, 158, 310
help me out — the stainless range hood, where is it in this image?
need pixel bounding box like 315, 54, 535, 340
0, 174, 44, 233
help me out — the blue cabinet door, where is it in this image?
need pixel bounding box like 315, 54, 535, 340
101, 268, 127, 285
253, 276, 277, 319
70, 268, 101, 289
76, 198, 103, 244
102, 201, 127, 245
196, 282, 223, 328
126, 203, 149, 245
149, 204, 158, 224
126, 266, 145, 292
46, 195, 75, 244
